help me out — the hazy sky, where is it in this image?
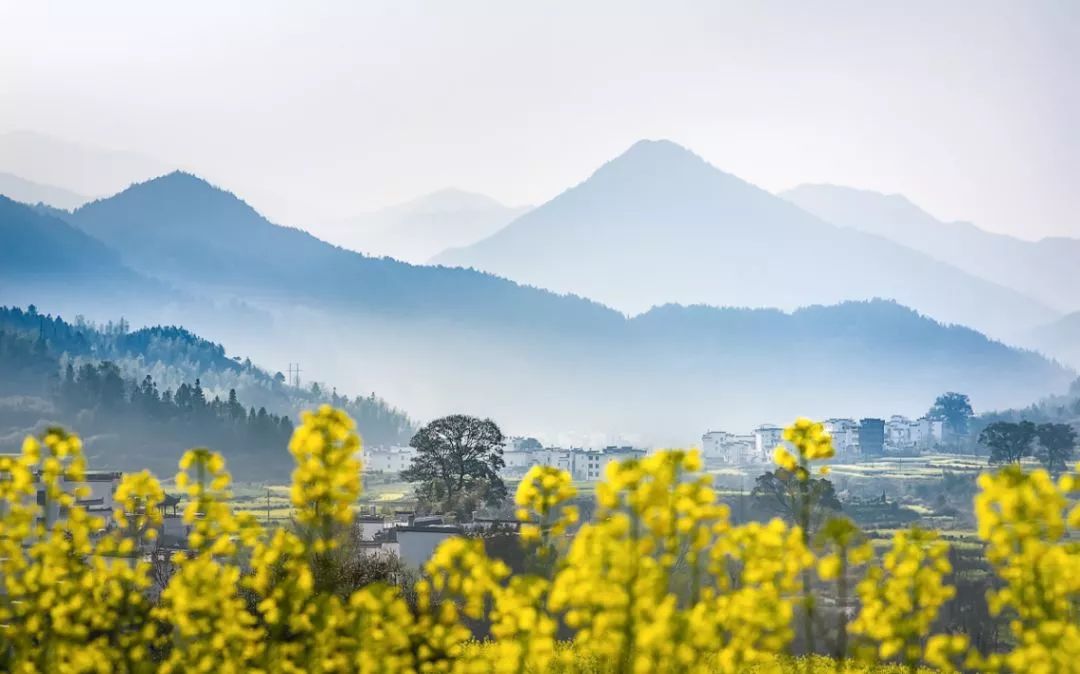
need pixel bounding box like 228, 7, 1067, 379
2, 0, 1077, 239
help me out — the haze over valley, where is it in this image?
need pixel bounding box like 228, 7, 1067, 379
2, 140, 1077, 458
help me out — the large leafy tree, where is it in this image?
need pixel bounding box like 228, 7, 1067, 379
401, 414, 507, 517
928, 392, 974, 438
750, 468, 841, 534
981, 420, 1037, 465
1034, 422, 1077, 475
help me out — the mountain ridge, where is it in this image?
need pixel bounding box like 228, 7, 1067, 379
0, 172, 88, 210
434, 140, 1057, 341
322, 187, 530, 263
3, 168, 1072, 440
0, 130, 168, 198
782, 183, 1080, 314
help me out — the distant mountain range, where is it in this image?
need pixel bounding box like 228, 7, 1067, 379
0, 171, 1073, 442
0, 195, 146, 284
0, 195, 180, 324
1031, 312, 1080, 371
433, 139, 1056, 343
0, 172, 88, 210
0, 130, 168, 198
782, 184, 1080, 315
320, 188, 530, 263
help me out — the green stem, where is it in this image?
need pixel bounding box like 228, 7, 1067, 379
836, 550, 848, 673
618, 508, 640, 674
800, 460, 816, 674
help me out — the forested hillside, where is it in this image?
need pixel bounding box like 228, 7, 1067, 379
0, 305, 414, 478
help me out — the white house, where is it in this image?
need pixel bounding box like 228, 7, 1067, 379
886, 415, 922, 451
382, 525, 463, 569
915, 417, 945, 449
601, 446, 647, 473
356, 515, 387, 541
753, 425, 785, 458
823, 418, 860, 458
363, 446, 417, 473
701, 431, 757, 465
571, 450, 603, 481
501, 448, 538, 473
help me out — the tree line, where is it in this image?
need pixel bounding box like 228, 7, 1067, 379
980, 420, 1077, 474
57, 361, 293, 444
1, 305, 416, 473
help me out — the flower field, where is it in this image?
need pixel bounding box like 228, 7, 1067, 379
0, 408, 1076, 673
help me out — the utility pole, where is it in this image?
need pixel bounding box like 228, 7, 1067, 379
266, 487, 271, 525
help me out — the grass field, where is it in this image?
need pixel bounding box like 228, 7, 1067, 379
164, 452, 996, 533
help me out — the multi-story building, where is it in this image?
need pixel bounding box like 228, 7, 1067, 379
915, 417, 945, 449
601, 446, 647, 467
363, 446, 417, 473
501, 446, 539, 473
575, 450, 604, 481
859, 418, 886, 457
823, 418, 860, 458
701, 430, 757, 465
884, 415, 944, 453
753, 425, 785, 458
501, 445, 607, 481
885, 415, 917, 451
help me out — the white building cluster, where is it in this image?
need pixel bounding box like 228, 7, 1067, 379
703, 414, 948, 467
701, 430, 758, 465
885, 415, 945, 452
363, 441, 650, 482
501, 440, 646, 481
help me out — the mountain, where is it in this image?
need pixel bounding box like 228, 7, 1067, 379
320, 188, 530, 263
0, 172, 87, 210
1031, 311, 1080, 370
0, 130, 168, 198
433, 139, 1056, 342
7, 169, 1066, 443
0, 195, 179, 322
782, 184, 1080, 314
68, 172, 615, 331
0, 195, 134, 280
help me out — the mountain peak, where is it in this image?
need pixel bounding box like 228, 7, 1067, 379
617, 138, 706, 165
394, 187, 512, 215
81, 170, 248, 214
568, 138, 740, 197
72, 169, 275, 247
141, 169, 221, 192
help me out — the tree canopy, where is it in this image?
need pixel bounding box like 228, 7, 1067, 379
401, 414, 507, 518
928, 392, 974, 438
1034, 422, 1077, 475
981, 420, 1037, 465
750, 468, 841, 534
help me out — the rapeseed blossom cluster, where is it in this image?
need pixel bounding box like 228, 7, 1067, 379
514, 464, 578, 549
970, 464, 1080, 673
0, 408, 1076, 673
848, 528, 964, 669
774, 417, 834, 481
